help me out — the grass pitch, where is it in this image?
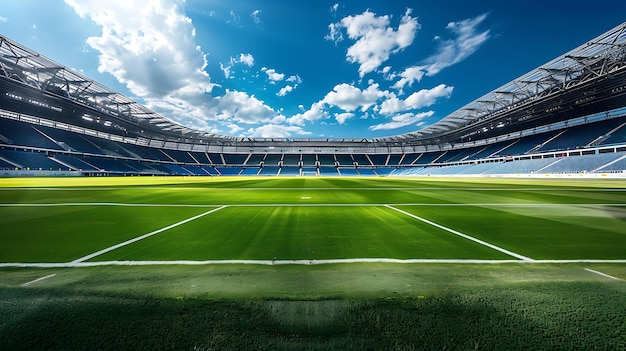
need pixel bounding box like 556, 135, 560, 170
1, 176, 625, 350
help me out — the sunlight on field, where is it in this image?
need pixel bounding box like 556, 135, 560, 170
2, 175, 626, 188
1, 176, 625, 350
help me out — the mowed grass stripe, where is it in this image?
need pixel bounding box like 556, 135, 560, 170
89, 206, 513, 262
2, 175, 626, 189
2, 202, 626, 208
3, 177, 626, 207
395, 204, 626, 260
385, 205, 533, 261
0, 206, 218, 262
2, 177, 624, 264
72, 206, 228, 263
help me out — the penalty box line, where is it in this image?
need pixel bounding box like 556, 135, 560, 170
71, 205, 228, 264
384, 205, 534, 262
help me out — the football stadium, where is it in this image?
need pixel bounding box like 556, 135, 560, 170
1, 8, 626, 351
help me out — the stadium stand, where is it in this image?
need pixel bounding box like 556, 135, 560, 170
223, 153, 249, 165
413, 151, 445, 165
279, 167, 300, 176
259, 166, 280, 176
319, 167, 339, 176
352, 154, 371, 166
338, 168, 359, 176
240, 167, 260, 176
317, 154, 335, 167
301, 154, 317, 167
399, 153, 420, 165
216, 167, 241, 176
357, 168, 377, 176
0, 149, 65, 170
263, 154, 281, 166
246, 154, 264, 166
208, 153, 224, 165
1, 23, 625, 177
367, 154, 387, 166
600, 121, 626, 146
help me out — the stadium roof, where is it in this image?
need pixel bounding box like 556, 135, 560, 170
0, 35, 234, 141
386, 21, 626, 143
1, 21, 625, 145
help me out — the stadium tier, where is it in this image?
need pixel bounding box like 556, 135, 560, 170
1, 23, 626, 177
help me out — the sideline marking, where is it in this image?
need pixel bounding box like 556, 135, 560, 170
2, 187, 626, 192
71, 205, 228, 263
2, 259, 626, 268
2, 202, 626, 208
21, 273, 56, 287
0, 203, 218, 207
584, 268, 623, 281
385, 205, 534, 262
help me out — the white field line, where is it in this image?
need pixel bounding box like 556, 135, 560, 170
584, 268, 624, 281
21, 273, 56, 287
1, 187, 626, 192
385, 205, 535, 262
0, 203, 219, 207
2, 259, 626, 268
70, 205, 228, 263
1, 202, 626, 208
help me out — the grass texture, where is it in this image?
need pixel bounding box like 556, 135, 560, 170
0, 176, 625, 350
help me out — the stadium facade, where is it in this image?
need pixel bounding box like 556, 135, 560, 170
0, 22, 625, 177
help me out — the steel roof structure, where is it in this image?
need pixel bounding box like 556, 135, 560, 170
1, 21, 625, 147
0, 35, 233, 142
387, 21, 626, 144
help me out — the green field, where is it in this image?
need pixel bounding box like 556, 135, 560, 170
1, 176, 625, 350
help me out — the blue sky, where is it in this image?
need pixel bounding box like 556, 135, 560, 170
1, 1, 625, 138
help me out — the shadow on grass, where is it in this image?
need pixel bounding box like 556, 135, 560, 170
1, 282, 625, 350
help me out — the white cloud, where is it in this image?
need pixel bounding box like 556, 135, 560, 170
250, 10, 262, 24
65, 0, 213, 99
287, 101, 329, 126
392, 13, 490, 89
286, 75, 302, 83
404, 84, 453, 108
145, 91, 217, 133
277, 85, 294, 96
322, 82, 385, 112
328, 8, 419, 77
335, 112, 355, 125
65, 0, 221, 133
213, 90, 280, 124
331, 3, 339, 13
0, 16, 8, 22
229, 10, 240, 24
325, 22, 344, 44
220, 62, 232, 79
239, 53, 254, 67
261, 67, 285, 82
247, 124, 312, 138
423, 13, 491, 76
380, 84, 453, 114
286, 80, 446, 129
286, 82, 391, 127
62, 1, 480, 138
220, 53, 254, 78
392, 65, 427, 91
369, 111, 434, 131
227, 123, 244, 134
